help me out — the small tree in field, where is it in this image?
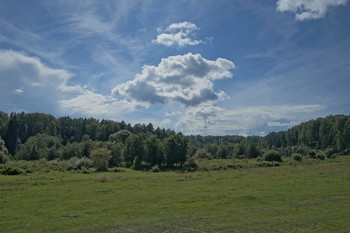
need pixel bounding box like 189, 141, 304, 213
263, 150, 282, 162
90, 148, 112, 171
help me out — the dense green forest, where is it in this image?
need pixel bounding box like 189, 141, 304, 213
0, 111, 349, 171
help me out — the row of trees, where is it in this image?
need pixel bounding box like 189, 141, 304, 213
1, 111, 350, 170
0, 129, 188, 170
0, 111, 176, 155
188, 115, 350, 159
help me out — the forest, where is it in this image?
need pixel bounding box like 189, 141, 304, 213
1, 111, 350, 172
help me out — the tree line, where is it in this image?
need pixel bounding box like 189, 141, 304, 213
188, 114, 350, 159
1, 111, 349, 170
0, 111, 188, 170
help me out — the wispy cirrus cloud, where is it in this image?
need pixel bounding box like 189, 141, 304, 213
276, 0, 348, 21
153, 21, 203, 47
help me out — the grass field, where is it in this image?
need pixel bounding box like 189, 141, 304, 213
1, 157, 350, 233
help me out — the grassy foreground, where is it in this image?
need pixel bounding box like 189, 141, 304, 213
1, 158, 350, 233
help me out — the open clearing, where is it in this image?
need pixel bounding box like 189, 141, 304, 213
1, 158, 350, 233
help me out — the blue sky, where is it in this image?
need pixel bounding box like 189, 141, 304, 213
0, 0, 349, 136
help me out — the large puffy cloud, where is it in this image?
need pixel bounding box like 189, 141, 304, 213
276, 0, 348, 21
153, 22, 203, 47
175, 104, 325, 135
112, 53, 235, 106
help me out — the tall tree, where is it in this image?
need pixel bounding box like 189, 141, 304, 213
4, 113, 19, 155
122, 134, 144, 167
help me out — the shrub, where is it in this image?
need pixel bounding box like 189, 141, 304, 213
331, 153, 341, 158
69, 157, 93, 169
49, 159, 73, 170
308, 150, 316, 158
90, 148, 112, 171
316, 154, 325, 160
0, 152, 10, 164
295, 146, 308, 156
343, 148, 350, 155
150, 165, 161, 172
183, 157, 198, 172
325, 148, 337, 158
194, 149, 214, 160
111, 167, 125, 173
263, 150, 282, 162
0, 165, 24, 175
292, 153, 303, 162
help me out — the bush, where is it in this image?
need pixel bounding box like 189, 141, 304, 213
90, 148, 112, 171
292, 153, 303, 162
308, 150, 316, 158
183, 157, 198, 172
316, 154, 325, 160
49, 159, 73, 170
0, 165, 24, 175
194, 149, 214, 160
263, 150, 282, 162
330, 153, 341, 158
69, 157, 93, 169
295, 146, 308, 156
325, 148, 337, 158
150, 165, 161, 172
0, 152, 10, 164
343, 148, 350, 155
110, 167, 125, 173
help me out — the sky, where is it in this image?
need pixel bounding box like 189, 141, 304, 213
0, 0, 349, 136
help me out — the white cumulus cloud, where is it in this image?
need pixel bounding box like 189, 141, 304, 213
112, 53, 235, 107
153, 22, 203, 47
276, 0, 348, 21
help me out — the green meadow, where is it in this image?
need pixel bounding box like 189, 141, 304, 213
1, 157, 350, 233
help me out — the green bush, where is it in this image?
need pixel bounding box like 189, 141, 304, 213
295, 146, 308, 156
150, 165, 161, 172
194, 149, 214, 160
325, 148, 337, 158
69, 157, 93, 169
263, 150, 282, 162
308, 150, 316, 158
183, 157, 198, 172
91, 148, 112, 171
0, 165, 24, 175
0, 152, 10, 164
316, 154, 325, 160
292, 153, 303, 162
